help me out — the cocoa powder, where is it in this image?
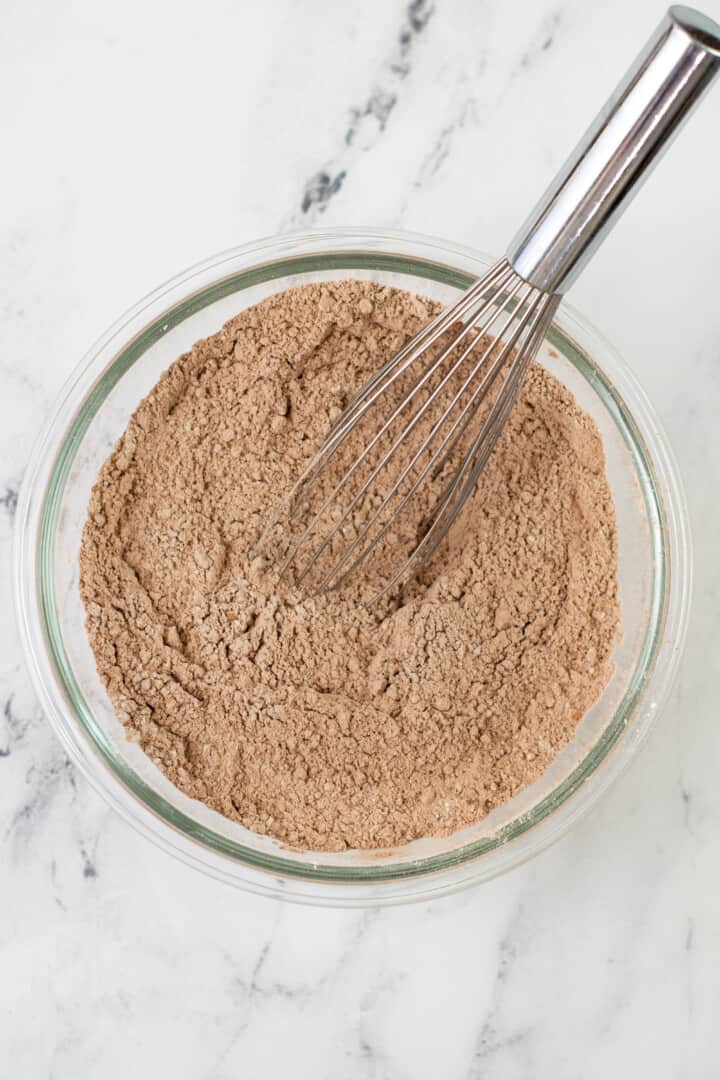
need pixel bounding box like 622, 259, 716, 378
79, 280, 620, 851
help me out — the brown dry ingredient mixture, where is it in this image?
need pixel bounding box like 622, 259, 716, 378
80, 281, 620, 851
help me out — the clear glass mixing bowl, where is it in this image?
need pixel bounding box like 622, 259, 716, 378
14, 229, 691, 906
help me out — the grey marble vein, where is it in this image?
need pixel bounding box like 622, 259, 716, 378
466, 904, 533, 1076
414, 91, 477, 190
0, 689, 41, 757
6, 747, 76, 847
291, 0, 435, 225
0, 486, 18, 521
518, 8, 564, 70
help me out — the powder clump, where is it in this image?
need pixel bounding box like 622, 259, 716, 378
79, 280, 620, 851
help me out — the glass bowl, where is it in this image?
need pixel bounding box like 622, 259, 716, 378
14, 229, 691, 907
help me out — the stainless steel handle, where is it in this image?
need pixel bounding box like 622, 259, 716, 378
507, 5, 720, 294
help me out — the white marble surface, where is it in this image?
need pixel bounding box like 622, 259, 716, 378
2, 0, 720, 1074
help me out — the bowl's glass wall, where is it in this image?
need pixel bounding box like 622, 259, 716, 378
20, 231, 686, 903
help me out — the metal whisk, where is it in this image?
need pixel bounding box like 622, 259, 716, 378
269, 6, 720, 598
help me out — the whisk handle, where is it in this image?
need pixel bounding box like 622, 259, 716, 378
507, 5, 720, 294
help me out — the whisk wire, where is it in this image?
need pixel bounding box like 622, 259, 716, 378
292, 275, 534, 587
262, 261, 561, 597
373, 294, 560, 599
323, 260, 514, 445
309, 280, 543, 592
277, 263, 518, 579
260, 263, 516, 558
326, 287, 554, 595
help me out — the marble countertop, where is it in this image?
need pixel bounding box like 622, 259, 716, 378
3, 0, 720, 1075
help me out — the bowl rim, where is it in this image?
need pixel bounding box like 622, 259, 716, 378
13, 227, 692, 906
